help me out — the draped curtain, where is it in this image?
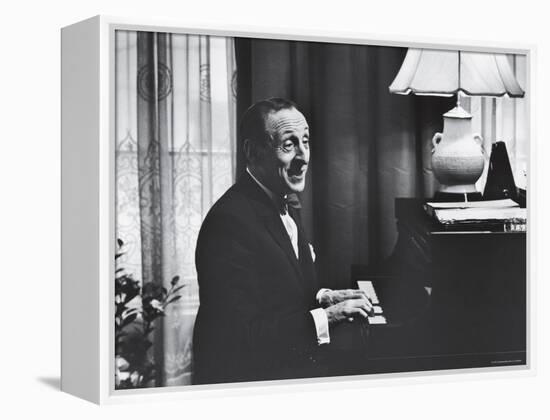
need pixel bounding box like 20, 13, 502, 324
115, 30, 236, 386
236, 39, 454, 289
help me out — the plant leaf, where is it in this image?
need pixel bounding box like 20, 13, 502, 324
124, 308, 139, 316
175, 284, 187, 293
171, 276, 180, 286
121, 313, 138, 328
166, 295, 182, 305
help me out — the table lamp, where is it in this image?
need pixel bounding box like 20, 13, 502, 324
389, 48, 524, 201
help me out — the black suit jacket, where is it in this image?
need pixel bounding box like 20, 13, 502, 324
192, 173, 325, 384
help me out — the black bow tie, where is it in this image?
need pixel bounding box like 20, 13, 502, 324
279, 193, 302, 215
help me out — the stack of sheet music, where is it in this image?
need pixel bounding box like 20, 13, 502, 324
424, 199, 527, 230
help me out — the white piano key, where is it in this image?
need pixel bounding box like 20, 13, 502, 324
367, 315, 387, 325
357, 280, 380, 305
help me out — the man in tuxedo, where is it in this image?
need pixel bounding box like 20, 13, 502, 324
192, 98, 373, 384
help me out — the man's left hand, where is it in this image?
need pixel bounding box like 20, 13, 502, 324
319, 289, 370, 308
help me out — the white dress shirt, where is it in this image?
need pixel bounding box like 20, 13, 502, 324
246, 168, 330, 345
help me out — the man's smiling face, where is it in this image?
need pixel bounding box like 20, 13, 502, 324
255, 107, 310, 195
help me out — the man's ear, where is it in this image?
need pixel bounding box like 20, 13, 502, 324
243, 138, 254, 163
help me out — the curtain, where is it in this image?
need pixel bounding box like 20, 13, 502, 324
467, 54, 528, 191
115, 30, 236, 386
235, 39, 454, 289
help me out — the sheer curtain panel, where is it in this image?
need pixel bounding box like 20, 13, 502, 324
115, 30, 236, 386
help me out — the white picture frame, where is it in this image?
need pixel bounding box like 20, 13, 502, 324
61, 15, 534, 404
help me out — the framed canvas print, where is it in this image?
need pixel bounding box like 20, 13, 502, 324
61, 15, 532, 404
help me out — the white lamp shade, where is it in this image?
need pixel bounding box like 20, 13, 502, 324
389, 49, 525, 98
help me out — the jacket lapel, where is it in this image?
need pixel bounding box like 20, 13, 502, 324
263, 215, 304, 282
236, 174, 308, 297
290, 207, 319, 297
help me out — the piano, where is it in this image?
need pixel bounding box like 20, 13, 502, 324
346, 198, 527, 374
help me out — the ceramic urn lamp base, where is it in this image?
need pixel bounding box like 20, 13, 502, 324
431, 105, 486, 202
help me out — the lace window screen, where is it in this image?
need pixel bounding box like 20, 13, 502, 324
464, 54, 528, 191
115, 31, 236, 384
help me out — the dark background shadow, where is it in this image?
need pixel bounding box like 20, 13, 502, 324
37, 376, 60, 391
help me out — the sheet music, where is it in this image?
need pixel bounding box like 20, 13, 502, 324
424, 198, 526, 226
425, 198, 519, 209
434, 207, 526, 224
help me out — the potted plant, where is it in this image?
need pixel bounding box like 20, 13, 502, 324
115, 239, 183, 389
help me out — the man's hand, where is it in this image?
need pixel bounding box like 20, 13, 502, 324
323, 298, 373, 325
319, 289, 369, 308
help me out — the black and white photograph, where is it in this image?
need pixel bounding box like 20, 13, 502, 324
113, 29, 528, 390
8, 0, 550, 416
